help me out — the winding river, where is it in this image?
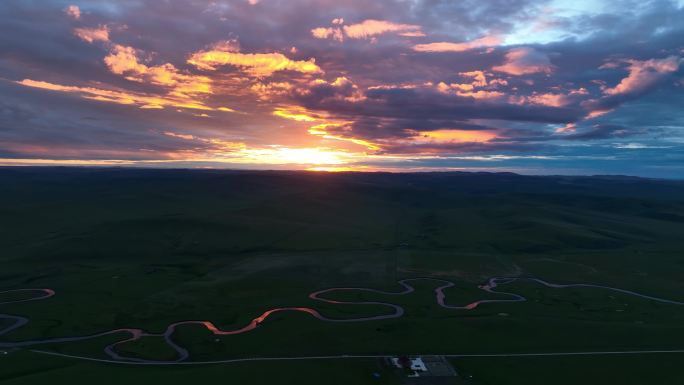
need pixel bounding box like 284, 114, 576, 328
1, 277, 682, 363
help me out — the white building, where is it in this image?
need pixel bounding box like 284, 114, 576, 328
410, 357, 427, 372
390, 356, 428, 376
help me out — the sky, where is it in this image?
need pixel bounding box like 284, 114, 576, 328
1, 0, 683, 177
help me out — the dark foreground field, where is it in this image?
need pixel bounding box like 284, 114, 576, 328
1, 168, 683, 384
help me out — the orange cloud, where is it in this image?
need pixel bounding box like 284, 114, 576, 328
436, 80, 505, 100
493, 47, 553, 75
435, 71, 509, 99
251, 81, 294, 100
308, 123, 380, 150
238, 146, 351, 165
73, 25, 110, 43
312, 19, 424, 41
460, 71, 488, 87
602, 56, 681, 96
413, 129, 497, 143
413, 36, 500, 52
104, 44, 212, 97
164, 132, 196, 140
16, 79, 234, 112
164, 131, 357, 166
104, 44, 146, 75
556, 123, 576, 133
458, 90, 505, 100
0, 144, 366, 169
65, 5, 81, 19
164, 132, 246, 153
343, 19, 424, 39
311, 27, 345, 42
272, 106, 320, 121
585, 109, 613, 119
188, 44, 322, 77
73, 26, 215, 104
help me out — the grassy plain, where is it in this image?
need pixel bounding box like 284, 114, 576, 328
1, 168, 683, 383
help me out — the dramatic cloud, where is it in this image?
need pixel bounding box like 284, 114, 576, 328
1, 0, 683, 176
105, 44, 212, 97
585, 55, 683, 113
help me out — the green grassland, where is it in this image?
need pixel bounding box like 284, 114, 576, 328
1, 168, 684, 384
0, 351, 401, 385
452, 354, 684, 385
1, 351, 683, 385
